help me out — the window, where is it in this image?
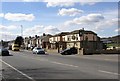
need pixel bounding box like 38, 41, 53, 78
68, 37, 70, 41
85, 36, 88, 41
72, 35, 75, 40
93, 36, 95, 41
76, 37, 78, 40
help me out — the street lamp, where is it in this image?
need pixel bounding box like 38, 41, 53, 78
20, 25, 24, 49
20, 25, 23, 37
79, 28, 84, 48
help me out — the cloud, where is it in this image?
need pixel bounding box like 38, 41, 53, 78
44, 25, 60, 34
0, 24, 18, 31
46, 2, 74, 7
22, 0, 116, 8
0, 13, 4, 17
115, 28, 120, 32
0, 31, 19, 41
0, 25, 6, 31
64, 13, 104, 26
58, 8, 83, 16
23, 25, 44, 36
4, 13, 35, 21
94, 18, 118, 31
44, 0, 103, 7
63, 10, 118, 36
23, 25, 60, 36
0, 24, 61, 40
78, 0, 102, 5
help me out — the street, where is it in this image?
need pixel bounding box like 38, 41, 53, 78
0, 50, 119, 81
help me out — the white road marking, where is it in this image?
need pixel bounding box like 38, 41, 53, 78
51, 61, 79, 68
0, 59, 35, 81
104, 59, 118, 62
98, 70, 120, 75
79, 56, 118, 62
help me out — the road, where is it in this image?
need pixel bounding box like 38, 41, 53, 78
0, 50, 119, 81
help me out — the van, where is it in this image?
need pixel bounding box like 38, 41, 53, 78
12, 44, 20, 51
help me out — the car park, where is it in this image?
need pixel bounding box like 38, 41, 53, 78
0, 48, 10, 56
60, 47, 77, 55
32, 47, 45, 54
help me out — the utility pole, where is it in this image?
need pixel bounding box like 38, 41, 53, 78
82, 28, 84, 49
79, 28, 85, 55
20, 25, 24, 49
21, 25, 23, 37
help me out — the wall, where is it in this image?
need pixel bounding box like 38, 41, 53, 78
80, 34, 97, 41
47, 49, 58, 53
84, 49, 120, 54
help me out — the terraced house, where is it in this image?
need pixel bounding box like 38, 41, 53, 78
24, 34, 52, 50
49, 29, 103, 54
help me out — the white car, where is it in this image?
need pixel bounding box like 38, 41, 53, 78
32, 47, 45, 54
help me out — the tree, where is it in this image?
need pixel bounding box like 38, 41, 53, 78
29, 36, 31, 39
43, 33, 46, 36
35, 35, 38, 38
14, 36, 24, 47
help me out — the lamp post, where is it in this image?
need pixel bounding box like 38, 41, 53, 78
20, 25, 23, 37
82, 28, 84, 49
20, 25, 24, 49
79, 28, 84, 48
79, 28, 85, 54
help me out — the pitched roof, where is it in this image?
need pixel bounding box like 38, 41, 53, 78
54, 32, 70, 36
71, 29, 97, 35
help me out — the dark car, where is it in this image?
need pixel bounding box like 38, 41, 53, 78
0, 48, 10, 56
60, 47, 77, 55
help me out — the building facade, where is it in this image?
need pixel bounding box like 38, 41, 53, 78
24, 34, 52, 50
49, 29, 103, 54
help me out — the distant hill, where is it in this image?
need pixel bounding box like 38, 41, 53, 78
101, 35, 120, 43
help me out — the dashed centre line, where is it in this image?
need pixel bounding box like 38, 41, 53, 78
50, 61, 79, 68
98, 70, 120, 76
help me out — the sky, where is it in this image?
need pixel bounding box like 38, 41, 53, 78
0, 0, 119, 41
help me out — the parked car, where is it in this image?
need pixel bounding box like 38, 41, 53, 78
0, 48, 10, 56
60, 47, 77, 55
32, 47, 45, 54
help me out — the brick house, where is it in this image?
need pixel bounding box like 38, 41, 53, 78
49, 29, 103, 54
68, 30, 102, 53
